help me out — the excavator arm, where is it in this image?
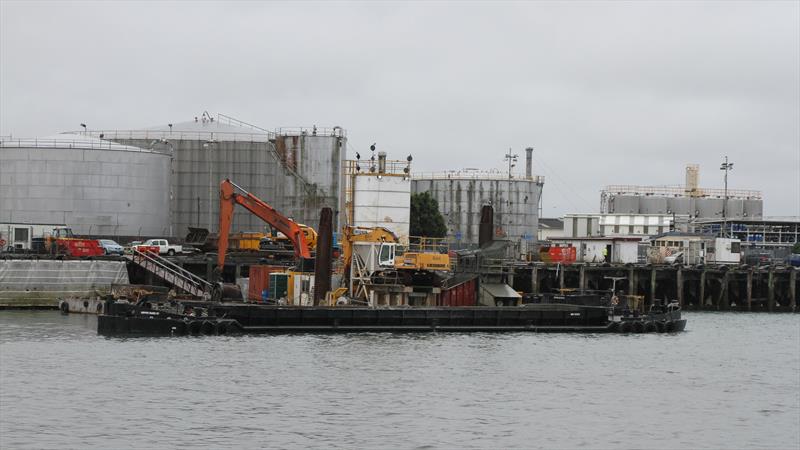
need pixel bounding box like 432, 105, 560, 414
218, 179, 311, 273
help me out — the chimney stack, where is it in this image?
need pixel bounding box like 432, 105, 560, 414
525, 147, 533, 179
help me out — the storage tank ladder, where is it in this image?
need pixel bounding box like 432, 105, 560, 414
126, 249, 211, 298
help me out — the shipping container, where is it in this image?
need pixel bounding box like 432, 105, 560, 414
439, 277, 477, 306
247, 265, 287, 302
539, 246, 577, 264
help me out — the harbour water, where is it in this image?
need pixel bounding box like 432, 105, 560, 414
1, 311, 798, 449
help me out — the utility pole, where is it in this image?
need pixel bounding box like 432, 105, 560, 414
504, 148, 518, 179
720, 156, 734, 238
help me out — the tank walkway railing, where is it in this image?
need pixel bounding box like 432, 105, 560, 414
125, 249, 211, 299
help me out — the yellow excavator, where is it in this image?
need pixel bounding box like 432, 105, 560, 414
336, 226, 450, 303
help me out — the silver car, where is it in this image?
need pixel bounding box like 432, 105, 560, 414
99, 239, 124, 255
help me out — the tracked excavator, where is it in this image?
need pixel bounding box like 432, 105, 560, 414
213, 179, 314, 301
339, 226, 450, 303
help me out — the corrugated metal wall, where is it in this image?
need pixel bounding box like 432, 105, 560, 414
113, 133, 344, 237
0, 145, 170, 236
412, 178, 543, 245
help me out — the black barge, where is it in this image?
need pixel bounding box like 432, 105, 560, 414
97, 298, 686, 336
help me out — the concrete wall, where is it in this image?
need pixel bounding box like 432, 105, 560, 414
412, 177, 543, 245
0, 145, 170, 236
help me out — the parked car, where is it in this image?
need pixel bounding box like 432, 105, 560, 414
664, 251, 684, 264
98, 239, 124, 255
134, 239, 183, 256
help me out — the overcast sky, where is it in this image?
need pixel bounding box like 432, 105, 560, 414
2, 1, 798, 217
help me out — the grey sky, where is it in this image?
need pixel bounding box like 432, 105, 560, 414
2, 1, 798, 217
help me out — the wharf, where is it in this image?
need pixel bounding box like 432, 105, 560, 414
513, 263, 797, 313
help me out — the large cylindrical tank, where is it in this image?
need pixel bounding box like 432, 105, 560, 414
412, 173, 544, 246
0, 133, 170, 236
96, 116, 345, 237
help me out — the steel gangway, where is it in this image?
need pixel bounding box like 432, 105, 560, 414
125, 249, 211, 299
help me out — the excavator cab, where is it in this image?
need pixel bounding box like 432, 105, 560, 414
378, 242, 396, 267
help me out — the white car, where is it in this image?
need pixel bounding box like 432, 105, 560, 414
137, 239, 183, 256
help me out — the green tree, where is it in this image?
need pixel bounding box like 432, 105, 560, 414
410, 192, 447, 237
793, 242, 800, 254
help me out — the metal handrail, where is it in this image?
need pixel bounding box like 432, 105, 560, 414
78, 130, 273, 143
0, 137, 168, 153
275, 126, 346, 138
132, 249, 210, 290
604, 184, 762, 199
414, 170, 545, 183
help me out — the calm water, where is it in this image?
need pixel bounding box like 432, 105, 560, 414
0, 311, 798, 449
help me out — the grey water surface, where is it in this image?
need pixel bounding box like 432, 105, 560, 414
1, 311, 798, 449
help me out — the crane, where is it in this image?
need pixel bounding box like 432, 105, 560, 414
217, 179, 311, 277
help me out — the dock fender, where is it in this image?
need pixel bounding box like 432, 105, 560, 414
665, 321, 676, 332
644, 321, 657, 333
607, 322, 619, 333
216, 321, 229, 335
619, 321, 632, 333
188, 321, 202, 335
226, 321, 244, 334
59, 301, 69, 314
201, 321, 216, 335
633, 321, 645, 333
655, 321, 666, 333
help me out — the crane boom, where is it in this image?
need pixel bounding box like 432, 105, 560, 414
218, 179, 311, 272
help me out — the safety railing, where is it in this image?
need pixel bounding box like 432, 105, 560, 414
0, 137, 163, 152
406, 236, 449, 254
343, 159, 412, 176
414, 169, 544, 183
128, 249, 210, 297
604, 184, 762, 200
79, 130, 273, 143
275, 126, 346, 138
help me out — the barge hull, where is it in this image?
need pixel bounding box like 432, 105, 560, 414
98, 302, 615, 336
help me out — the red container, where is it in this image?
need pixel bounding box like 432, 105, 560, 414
248, 265, 286, 302
540, 246, 576, 264
440, 278, 477, 306
60, 239, 104, 257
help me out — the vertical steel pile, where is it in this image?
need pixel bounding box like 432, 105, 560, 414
479, 205, 493, 248
314, 207, 333, 305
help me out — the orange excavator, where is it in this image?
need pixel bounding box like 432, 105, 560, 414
217, 179, 312, 281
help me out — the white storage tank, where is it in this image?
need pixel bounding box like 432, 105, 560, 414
0, 133, 170, 236
344, 152, 411, 244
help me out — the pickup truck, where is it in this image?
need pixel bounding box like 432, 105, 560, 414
134, 239, 183, 256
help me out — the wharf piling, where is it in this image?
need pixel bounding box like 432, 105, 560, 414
515, 263, 797, 313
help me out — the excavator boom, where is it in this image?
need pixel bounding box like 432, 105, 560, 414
218, 179, 311, 272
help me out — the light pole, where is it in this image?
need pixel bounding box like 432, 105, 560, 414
720, 156, 734, 238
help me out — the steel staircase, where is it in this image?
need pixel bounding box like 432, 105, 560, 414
125, 249, 211, 299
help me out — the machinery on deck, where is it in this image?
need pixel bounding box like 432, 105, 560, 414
341, 226, 451, 304
216, 179, 313, 299
45, 227, 104, 257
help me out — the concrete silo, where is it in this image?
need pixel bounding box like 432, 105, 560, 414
0, 133, 170, 236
